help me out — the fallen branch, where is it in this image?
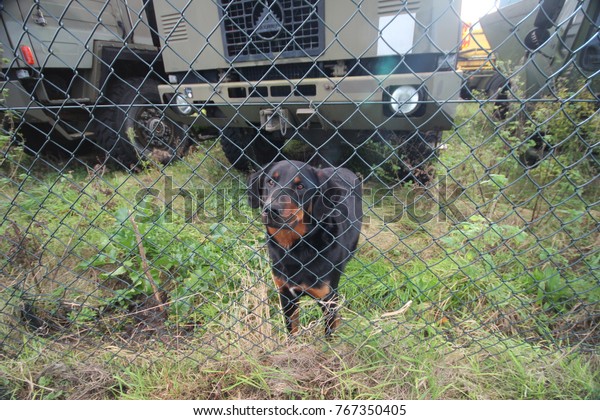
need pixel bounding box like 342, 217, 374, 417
129, 213, 166, 312
380, 300, 413, 319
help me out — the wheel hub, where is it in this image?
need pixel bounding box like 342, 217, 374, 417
138, 108, 173, 148
148, 118, 167, 137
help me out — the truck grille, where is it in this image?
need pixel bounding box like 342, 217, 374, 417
219, 0, 324, 62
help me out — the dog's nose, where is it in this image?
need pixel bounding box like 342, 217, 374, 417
263, 205, 282, 218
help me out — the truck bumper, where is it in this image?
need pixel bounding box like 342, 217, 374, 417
158, 71, 461, 132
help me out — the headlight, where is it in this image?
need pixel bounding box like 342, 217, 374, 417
174, 93, 193, 115
389, 86, 420, 115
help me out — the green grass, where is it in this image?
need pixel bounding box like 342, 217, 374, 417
0, 101, 598, 399
0, 323, 597, 399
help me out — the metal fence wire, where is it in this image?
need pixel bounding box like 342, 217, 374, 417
0, 0, 599, 398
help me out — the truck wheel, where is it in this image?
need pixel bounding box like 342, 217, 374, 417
394, 131, 438, 184
486, 73, 511, 120
93, 77, 190, 170
460, 83, 475, 100
347, 130, 438, 185
220, 128, 282, 171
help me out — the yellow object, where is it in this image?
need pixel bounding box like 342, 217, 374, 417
458, 22, 495, 73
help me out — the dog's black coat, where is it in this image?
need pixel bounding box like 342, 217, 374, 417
248, 160, 362, 335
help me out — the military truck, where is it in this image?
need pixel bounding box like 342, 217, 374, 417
154, 0, 464, 177
0, 0, 189, 168
480, 0, 599, 99
479, 0, 599, 163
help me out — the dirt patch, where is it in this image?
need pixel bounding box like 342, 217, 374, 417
258, 344, 343, 399
552, 304, 600, 351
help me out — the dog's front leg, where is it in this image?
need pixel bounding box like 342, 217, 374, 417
278, 288, 300, 335
319, 290, 340, 337
274, 276, 300, 335
305, 283, 340, 337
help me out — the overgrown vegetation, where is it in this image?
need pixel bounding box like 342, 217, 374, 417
0, 92, 598, 399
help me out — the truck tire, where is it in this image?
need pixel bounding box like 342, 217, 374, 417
345, 130, 438, 185
220, 128, 282, 171
486, 73, 511, 120
394, 130, 438, 184
93, 77, 190, 170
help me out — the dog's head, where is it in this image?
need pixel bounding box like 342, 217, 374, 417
249, 160, 363, 250
247, 160, 321, 231
248, 160, 361, 246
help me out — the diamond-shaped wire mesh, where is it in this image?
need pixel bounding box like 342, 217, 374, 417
0, 0, 598, 399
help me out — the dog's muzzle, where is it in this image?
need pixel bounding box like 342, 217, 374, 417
261, 204, 301, 229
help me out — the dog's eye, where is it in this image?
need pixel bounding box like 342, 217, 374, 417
267, 179, 275, 186
296, 183, 304, 190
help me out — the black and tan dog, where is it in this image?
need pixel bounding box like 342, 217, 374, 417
248, 160, 363, 336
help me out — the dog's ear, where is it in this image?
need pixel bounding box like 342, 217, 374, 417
312, 167, 362, 222
311, 168, 342, 222
247, 170, 265, 209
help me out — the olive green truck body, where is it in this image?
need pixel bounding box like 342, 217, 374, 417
0, 0, 188, 168
153, 0, 464, 171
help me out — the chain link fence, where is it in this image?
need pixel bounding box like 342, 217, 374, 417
0, 0, 598, 399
